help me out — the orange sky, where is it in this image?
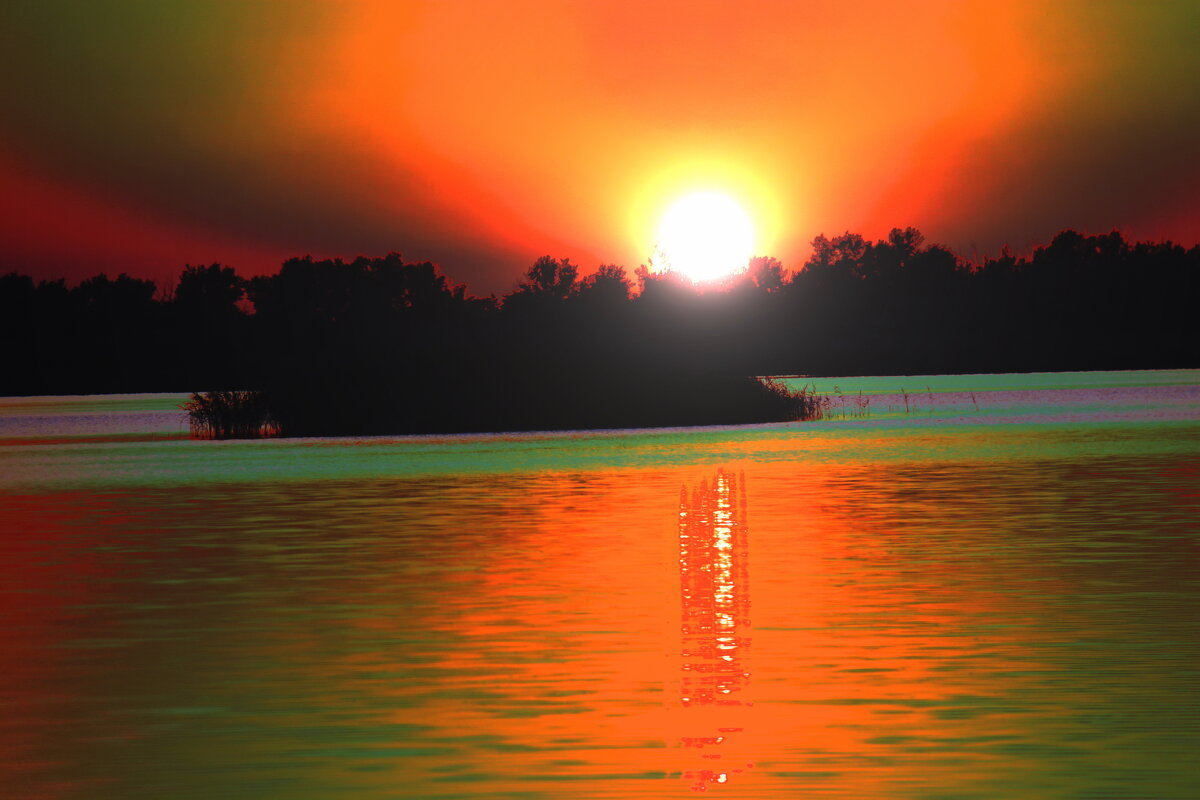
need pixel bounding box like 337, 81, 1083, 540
1, 1, 1197, 292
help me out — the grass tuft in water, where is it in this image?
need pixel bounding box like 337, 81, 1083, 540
183, 390, 279, 439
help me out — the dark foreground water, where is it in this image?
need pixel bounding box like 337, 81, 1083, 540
1, 371, 1198, 799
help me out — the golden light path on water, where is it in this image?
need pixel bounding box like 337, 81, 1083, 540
0, 371, 1197, 798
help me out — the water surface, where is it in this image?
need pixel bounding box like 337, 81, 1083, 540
2, 371, 1197, 799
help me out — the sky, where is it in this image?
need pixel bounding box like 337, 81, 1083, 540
1, 0, 1198, 294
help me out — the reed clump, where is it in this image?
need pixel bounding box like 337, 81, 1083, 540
183, 390, 279, 439
759, 378, 831, 421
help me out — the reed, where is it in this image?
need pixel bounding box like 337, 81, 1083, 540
854, 389, 870, 417
183, 390, 279, 439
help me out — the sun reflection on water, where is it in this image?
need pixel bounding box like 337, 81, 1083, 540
679, 468, 753, 790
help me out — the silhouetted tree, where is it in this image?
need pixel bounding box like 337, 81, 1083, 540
747, 256, 786, 293
170, 263, 248, 389
513, 255, 579, 301
577, 263, 632, 303
175, 263, 243, 313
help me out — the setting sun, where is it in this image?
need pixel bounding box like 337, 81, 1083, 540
655, 192, 755, 283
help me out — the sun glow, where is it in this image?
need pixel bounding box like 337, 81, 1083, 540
655, 192, 756, 283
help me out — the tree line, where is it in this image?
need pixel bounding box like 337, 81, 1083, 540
1, 229, 1195, 433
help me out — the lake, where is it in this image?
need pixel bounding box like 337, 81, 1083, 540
2, 370, 1198, 799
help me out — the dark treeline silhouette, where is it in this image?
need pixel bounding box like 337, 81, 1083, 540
2, 228, 1196, 435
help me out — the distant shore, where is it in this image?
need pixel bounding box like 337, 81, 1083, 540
3, 229, 1195, 437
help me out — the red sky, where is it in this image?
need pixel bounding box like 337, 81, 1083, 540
1, 0, 1197, 294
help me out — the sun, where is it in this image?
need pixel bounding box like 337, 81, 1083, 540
655, 191, 755, 282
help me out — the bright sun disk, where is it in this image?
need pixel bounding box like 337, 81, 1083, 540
656, 192, 755, 282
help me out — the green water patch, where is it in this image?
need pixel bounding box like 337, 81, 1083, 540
781, 369, 1200, 395
3, 416, 1198, 490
